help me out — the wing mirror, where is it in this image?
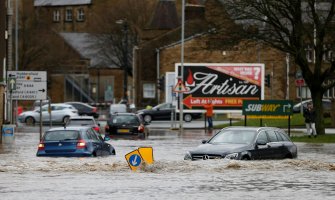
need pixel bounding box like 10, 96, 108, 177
104, 135, 111, 141
202, 140, 207, 144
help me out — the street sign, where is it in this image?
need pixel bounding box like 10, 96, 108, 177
295, 79, 305, 86
8, 77, 16, 91
242, 100, 293, 116
138, 147, 154, 164
125, 149, 143, 171
7, 71, 47, 100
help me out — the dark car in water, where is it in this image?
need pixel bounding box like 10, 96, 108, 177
105, 113, 149, 138
36, 126, 115, 157
184, 126, 297, 160
136, 102, 202, 123
65, 102, 99, 118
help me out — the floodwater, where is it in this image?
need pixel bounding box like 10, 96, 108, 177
0, 128, 335, 200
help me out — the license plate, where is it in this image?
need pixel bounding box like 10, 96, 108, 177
118, 129, 129, 133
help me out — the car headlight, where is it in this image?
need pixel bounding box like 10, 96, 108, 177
184, 151, 192, 160
225, 153, 239, 160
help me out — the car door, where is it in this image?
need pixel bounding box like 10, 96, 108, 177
41, 105, 50, 122
155, 103, 173, 120
254, 131, 273, 159
87, 129, 104, 156
265, 130, 284, 159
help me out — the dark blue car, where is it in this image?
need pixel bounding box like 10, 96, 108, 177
36, 126, 115, 157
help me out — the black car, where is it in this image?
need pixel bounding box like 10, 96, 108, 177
184, 126, 297, 160
105, 113, 149, 138
137, 102, 202, 123
37, 126, 115, 157
65, 102, 99, 118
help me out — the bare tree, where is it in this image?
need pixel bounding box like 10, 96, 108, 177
88, 0, 155, 76
221, 0, 335, 135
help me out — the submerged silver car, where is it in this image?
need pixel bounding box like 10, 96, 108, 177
18, 103, 79, 125
184, 126, 297, 160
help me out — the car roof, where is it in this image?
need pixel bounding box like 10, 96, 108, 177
111, 112, 137, 116
69, 116, 95, 120
222, 126, 283, 132
46, 126, 91, 132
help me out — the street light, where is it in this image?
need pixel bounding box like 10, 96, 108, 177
116, 19, 129, 102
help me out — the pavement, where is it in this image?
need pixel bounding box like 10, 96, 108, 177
146, 120, 335, 135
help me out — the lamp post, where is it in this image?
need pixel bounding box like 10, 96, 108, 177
116, 19, 129, 102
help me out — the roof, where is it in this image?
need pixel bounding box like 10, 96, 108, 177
149, 0, 180, 29
69, 116, 95, 120
59, 32, 119, 69
34, 0, 92, 6
47, 126, 90, 132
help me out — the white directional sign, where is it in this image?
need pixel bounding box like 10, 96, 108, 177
7, 71, 47, 100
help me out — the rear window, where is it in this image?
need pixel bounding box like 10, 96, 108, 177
44, 130, 80, 141
109, 115, 139, 124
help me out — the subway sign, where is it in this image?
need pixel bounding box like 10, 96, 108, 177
242, 100, 293, 116
175, 63, 265, 113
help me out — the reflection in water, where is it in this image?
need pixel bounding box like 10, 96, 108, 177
0, 129, 335, 200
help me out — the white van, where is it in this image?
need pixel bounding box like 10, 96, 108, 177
109, 104, 127, 116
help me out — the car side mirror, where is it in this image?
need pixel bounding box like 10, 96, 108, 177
104, 135, 111, 141
202, 140, 207, 144
98, 123, 101, 127
256, 140, 267, 146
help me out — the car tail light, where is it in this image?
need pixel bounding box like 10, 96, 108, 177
92, 107, 97, 113
93, 126, 100, 132
38, 142, 45, 151
105, 125, 109, 131
76, 139, 86, 149
138, 125, 144, 133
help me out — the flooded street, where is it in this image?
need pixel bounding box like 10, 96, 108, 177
1, 127, 335, 200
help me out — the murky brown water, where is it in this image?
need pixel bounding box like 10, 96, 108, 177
0, 128, 334, 200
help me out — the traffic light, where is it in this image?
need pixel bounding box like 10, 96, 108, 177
265, 74, 271, 87
157, 76, 165, 91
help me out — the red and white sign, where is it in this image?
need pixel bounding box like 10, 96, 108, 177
295, 79, 305, 86
175, 63, 265, 113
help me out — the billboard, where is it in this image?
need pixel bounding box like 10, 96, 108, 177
175, 63, 265, 113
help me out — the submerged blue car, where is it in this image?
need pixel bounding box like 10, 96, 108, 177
36, 126, 115, 157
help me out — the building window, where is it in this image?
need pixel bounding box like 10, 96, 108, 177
77, 8, 85, 21
65, 8, 73, 22
53, 10, 60, 22
305, 44, 313, 63
143, 83, 155, 98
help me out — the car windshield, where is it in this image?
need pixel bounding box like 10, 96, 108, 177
44, 130, 80, 141
111, 115, 139, 124
209, 130, 257, 144
153, 103, 171, 110
67, 119, 95, 126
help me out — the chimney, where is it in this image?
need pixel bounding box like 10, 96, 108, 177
185, 0, 205, 21
149, 0, 180, 30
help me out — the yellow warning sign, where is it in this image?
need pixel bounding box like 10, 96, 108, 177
125, 149, 143, 171
138, 147, 154, 164
173, 79, 188, 93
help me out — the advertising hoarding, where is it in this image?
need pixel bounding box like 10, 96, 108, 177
175, 63, 265, 113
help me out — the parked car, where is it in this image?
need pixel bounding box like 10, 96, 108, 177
18, 103, 79, 125
292, 99, 332, 116
66, 116, 101, 133
65, 102, 99, 118
105, 113, 149, 138
136, 102, 202, 123
184, 126, 297, 160
36, 126, 115, 157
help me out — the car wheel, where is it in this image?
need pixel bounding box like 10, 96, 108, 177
143, 115, 152, 123
63, 116, 70, 124
25, 116, 35, 125
184, 114, 192, 122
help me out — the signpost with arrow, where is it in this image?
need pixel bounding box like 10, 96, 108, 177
7, 71, 47, 100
